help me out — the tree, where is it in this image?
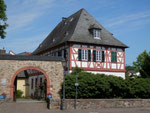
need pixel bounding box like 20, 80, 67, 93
0, 0, 8, 39
133, 50, 150, 78
133, 50, 148, 72
140, 53, 150, 78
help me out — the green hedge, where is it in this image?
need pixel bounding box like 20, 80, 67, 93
61, 72, 150, 99
16, 90, 23, 98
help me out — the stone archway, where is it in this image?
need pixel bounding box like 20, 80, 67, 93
10, 66, 50, 102
0, 57, 64, 107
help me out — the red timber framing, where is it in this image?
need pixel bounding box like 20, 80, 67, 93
69, 43, 125, 72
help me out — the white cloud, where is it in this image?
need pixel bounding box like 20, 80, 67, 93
6, 0, 55, 33
106, 11, 150, 27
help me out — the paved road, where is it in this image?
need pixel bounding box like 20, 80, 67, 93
0, 102, 150, 113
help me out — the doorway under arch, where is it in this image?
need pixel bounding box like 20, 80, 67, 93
10, 66, 50, 102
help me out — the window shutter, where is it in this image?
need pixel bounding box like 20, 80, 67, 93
111, 51, 114, 62
102, 51, 105, 62
114, 52, 117, 62
93, 50, 96, 62
78, 49, 81, 61
111, 51, 117, 62
88, 50, 91, 61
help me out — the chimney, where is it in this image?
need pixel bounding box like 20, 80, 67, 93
62, 17, 67, 21
0, 48, 6, 55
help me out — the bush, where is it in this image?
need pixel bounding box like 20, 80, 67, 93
125, 78, 150, 98
61, 72, 150, 99
16, 90, 23, 98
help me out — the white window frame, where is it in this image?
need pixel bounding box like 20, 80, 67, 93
96, 50, 101, 61
82, 49, 87, 60
93, 29, 101, 39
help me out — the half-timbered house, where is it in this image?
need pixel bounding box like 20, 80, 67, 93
33, 8, 128, 78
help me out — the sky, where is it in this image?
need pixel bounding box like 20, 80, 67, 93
0, 0, 150, 65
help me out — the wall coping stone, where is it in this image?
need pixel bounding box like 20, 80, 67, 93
0, 55, 64, 61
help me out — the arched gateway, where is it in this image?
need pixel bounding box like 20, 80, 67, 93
10, 66, 50, 101
0, 55, 64, 103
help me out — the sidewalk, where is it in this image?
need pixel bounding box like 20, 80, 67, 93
0, 102, 150, 113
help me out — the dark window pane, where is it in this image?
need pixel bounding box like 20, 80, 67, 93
58, 50, 62, 56
64, 49, 66, 58
111, 51, 117, 62
93, 50, 96, 62
102, 51, 105, 62
88, 50, 91, 61
78, 49, 81, 61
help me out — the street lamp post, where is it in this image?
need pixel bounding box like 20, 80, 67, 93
74, 74, 78, 109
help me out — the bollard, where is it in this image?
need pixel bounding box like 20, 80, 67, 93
47, 98, 50, 109
47, 98, 52, 110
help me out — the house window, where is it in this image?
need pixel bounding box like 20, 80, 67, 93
58, 50, 62, 56
111, 51, 117, 62
93, 50, 105, 62
78, 49, 87, 61
96, 51, 101, 61
93, 29, 101, 39
82, 49, 87, 60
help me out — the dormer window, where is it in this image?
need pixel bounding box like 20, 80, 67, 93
93, 29, 101, 39
89, 24, 101, 40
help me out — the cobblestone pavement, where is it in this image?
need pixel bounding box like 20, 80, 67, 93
0, 102, 150, 113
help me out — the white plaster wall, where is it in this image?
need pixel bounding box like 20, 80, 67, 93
87, 71, 125, 79
69, 70, 125, 79
82, 62, 87, 67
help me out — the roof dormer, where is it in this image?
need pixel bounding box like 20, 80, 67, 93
89, 24, 101, 40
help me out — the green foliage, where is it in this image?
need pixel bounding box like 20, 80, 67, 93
71, 67, 83, 75
125, 78, 150, 98
140, 54, 150, 78
16, 90, 23, 98
61, 72, 150, 99
133, 50, 148, 72
133, 50, 150, 78
0, 0, 8, 39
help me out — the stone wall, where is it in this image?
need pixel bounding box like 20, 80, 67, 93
65, 99, 150, 109
0, 60, 64, 103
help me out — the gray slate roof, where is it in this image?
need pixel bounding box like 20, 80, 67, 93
17, 71, 28, 78
33, 8, 128, 55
